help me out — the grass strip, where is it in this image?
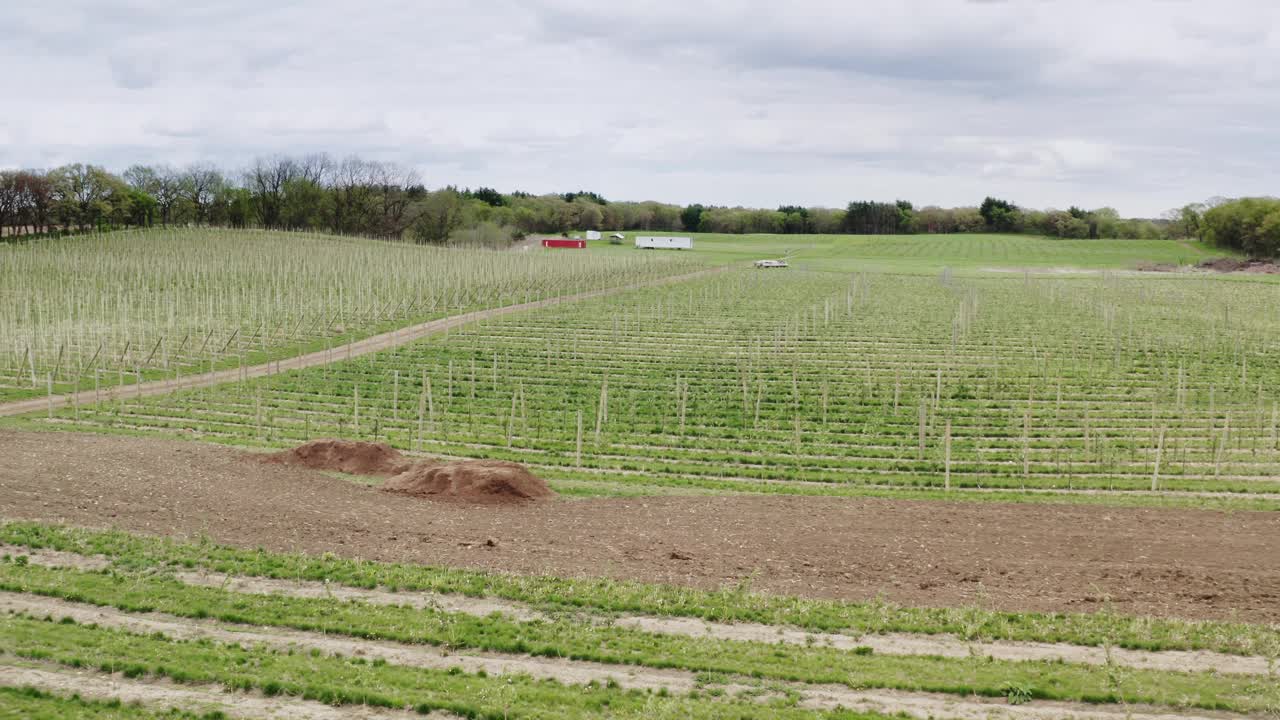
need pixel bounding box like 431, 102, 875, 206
0, 613, 883, 720
1, 560, 1276, 714
3, 521, 1277, 658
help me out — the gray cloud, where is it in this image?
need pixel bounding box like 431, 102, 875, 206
2, 0, 1279, 215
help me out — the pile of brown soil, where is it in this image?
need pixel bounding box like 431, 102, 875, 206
261, 439, 413, 476
382, 459, 554, 504
1197, 257, 1280, 273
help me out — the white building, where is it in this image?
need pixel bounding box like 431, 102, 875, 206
635, 236, 693, 250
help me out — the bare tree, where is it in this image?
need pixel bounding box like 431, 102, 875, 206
297, 153, 334, 186
371, 161, 420, 238
0, 171, 18, 232
246, 155, 301, 228
181, 164, 224, 224
332, 155, 376, 235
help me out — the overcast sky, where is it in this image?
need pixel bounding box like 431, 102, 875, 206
3, 1, 1278, 216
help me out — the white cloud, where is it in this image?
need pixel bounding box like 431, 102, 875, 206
1, 0, 1278, 215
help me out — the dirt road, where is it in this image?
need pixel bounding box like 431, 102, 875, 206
0, 267, 720, 418
2, 430, 1277, 623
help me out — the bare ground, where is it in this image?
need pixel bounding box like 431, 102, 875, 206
0, 663, 437, 720
1, 430, 1278, 624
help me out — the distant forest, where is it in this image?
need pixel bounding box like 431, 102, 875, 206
1, 154, 1275, 255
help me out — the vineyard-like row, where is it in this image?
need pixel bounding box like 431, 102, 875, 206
37, 268, 1280, 503
0, 229, 702, 401
0, 522, 1275, 719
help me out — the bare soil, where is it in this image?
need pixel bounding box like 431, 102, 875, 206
1197, 257, 1280, 273
1, 430, 1278, 623
1134, 257, 1280, 274
0, 663, 440, 720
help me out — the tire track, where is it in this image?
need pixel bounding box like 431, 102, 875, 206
0, 663, 441, 720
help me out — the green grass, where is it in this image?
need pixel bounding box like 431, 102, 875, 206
583, 231, 1232, 274
2, 561, 1277, 714
5, 522, 1277, 658
1, 613, 895, 720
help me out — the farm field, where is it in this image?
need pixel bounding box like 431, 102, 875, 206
0, 519, 1276, 720
28, 265, 1280, 507
2, 229, 1279, 719
585, 231, 1231, 274
0, 229, 703, 402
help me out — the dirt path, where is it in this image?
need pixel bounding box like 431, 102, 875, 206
4, 431, 1279, 624
0, 663, 440, 720
0, 267, 720, 419
11, 545, 1275, 677
0, 592, 1250, 720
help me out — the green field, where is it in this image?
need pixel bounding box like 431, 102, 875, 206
35, 257, 1280, 508
3, 229, 1277, 719
582, 231, 1231, 273
0, 522, 1276, 720
0, 229, 701, 402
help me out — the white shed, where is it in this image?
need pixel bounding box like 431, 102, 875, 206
635, 236, 693, 250
585, 230, 602, 240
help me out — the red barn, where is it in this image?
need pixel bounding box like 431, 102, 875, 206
541, 238, 586, 249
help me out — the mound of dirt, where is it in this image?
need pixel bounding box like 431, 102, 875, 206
261, 439, 413, 476
1197, 257, 1280, 273
1135, 261, 1178, 273
382, 460, 554, 504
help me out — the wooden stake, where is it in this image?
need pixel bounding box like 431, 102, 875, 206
917, 400, 926, 460
944, 419, 952, 491
575, 410, 583, 468
416, 378, 426, 451
392, 370, 399, 421
595, 375, 609, 442
1152, 426, 1165, 492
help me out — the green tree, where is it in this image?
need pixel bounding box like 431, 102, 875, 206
1202, 197, 1280, 258
411, 189, 465, 244
126, 188, 157, 227
681, 204, 705, 232
979, 196, 1020, 232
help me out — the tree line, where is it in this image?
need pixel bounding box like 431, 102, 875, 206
0, 154, 1269, 253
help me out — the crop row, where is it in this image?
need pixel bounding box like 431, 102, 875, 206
43, 269, 1280, 497
4, 522, 1277, 657
0, 228, 701, 400
3, 557, 1279, 715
